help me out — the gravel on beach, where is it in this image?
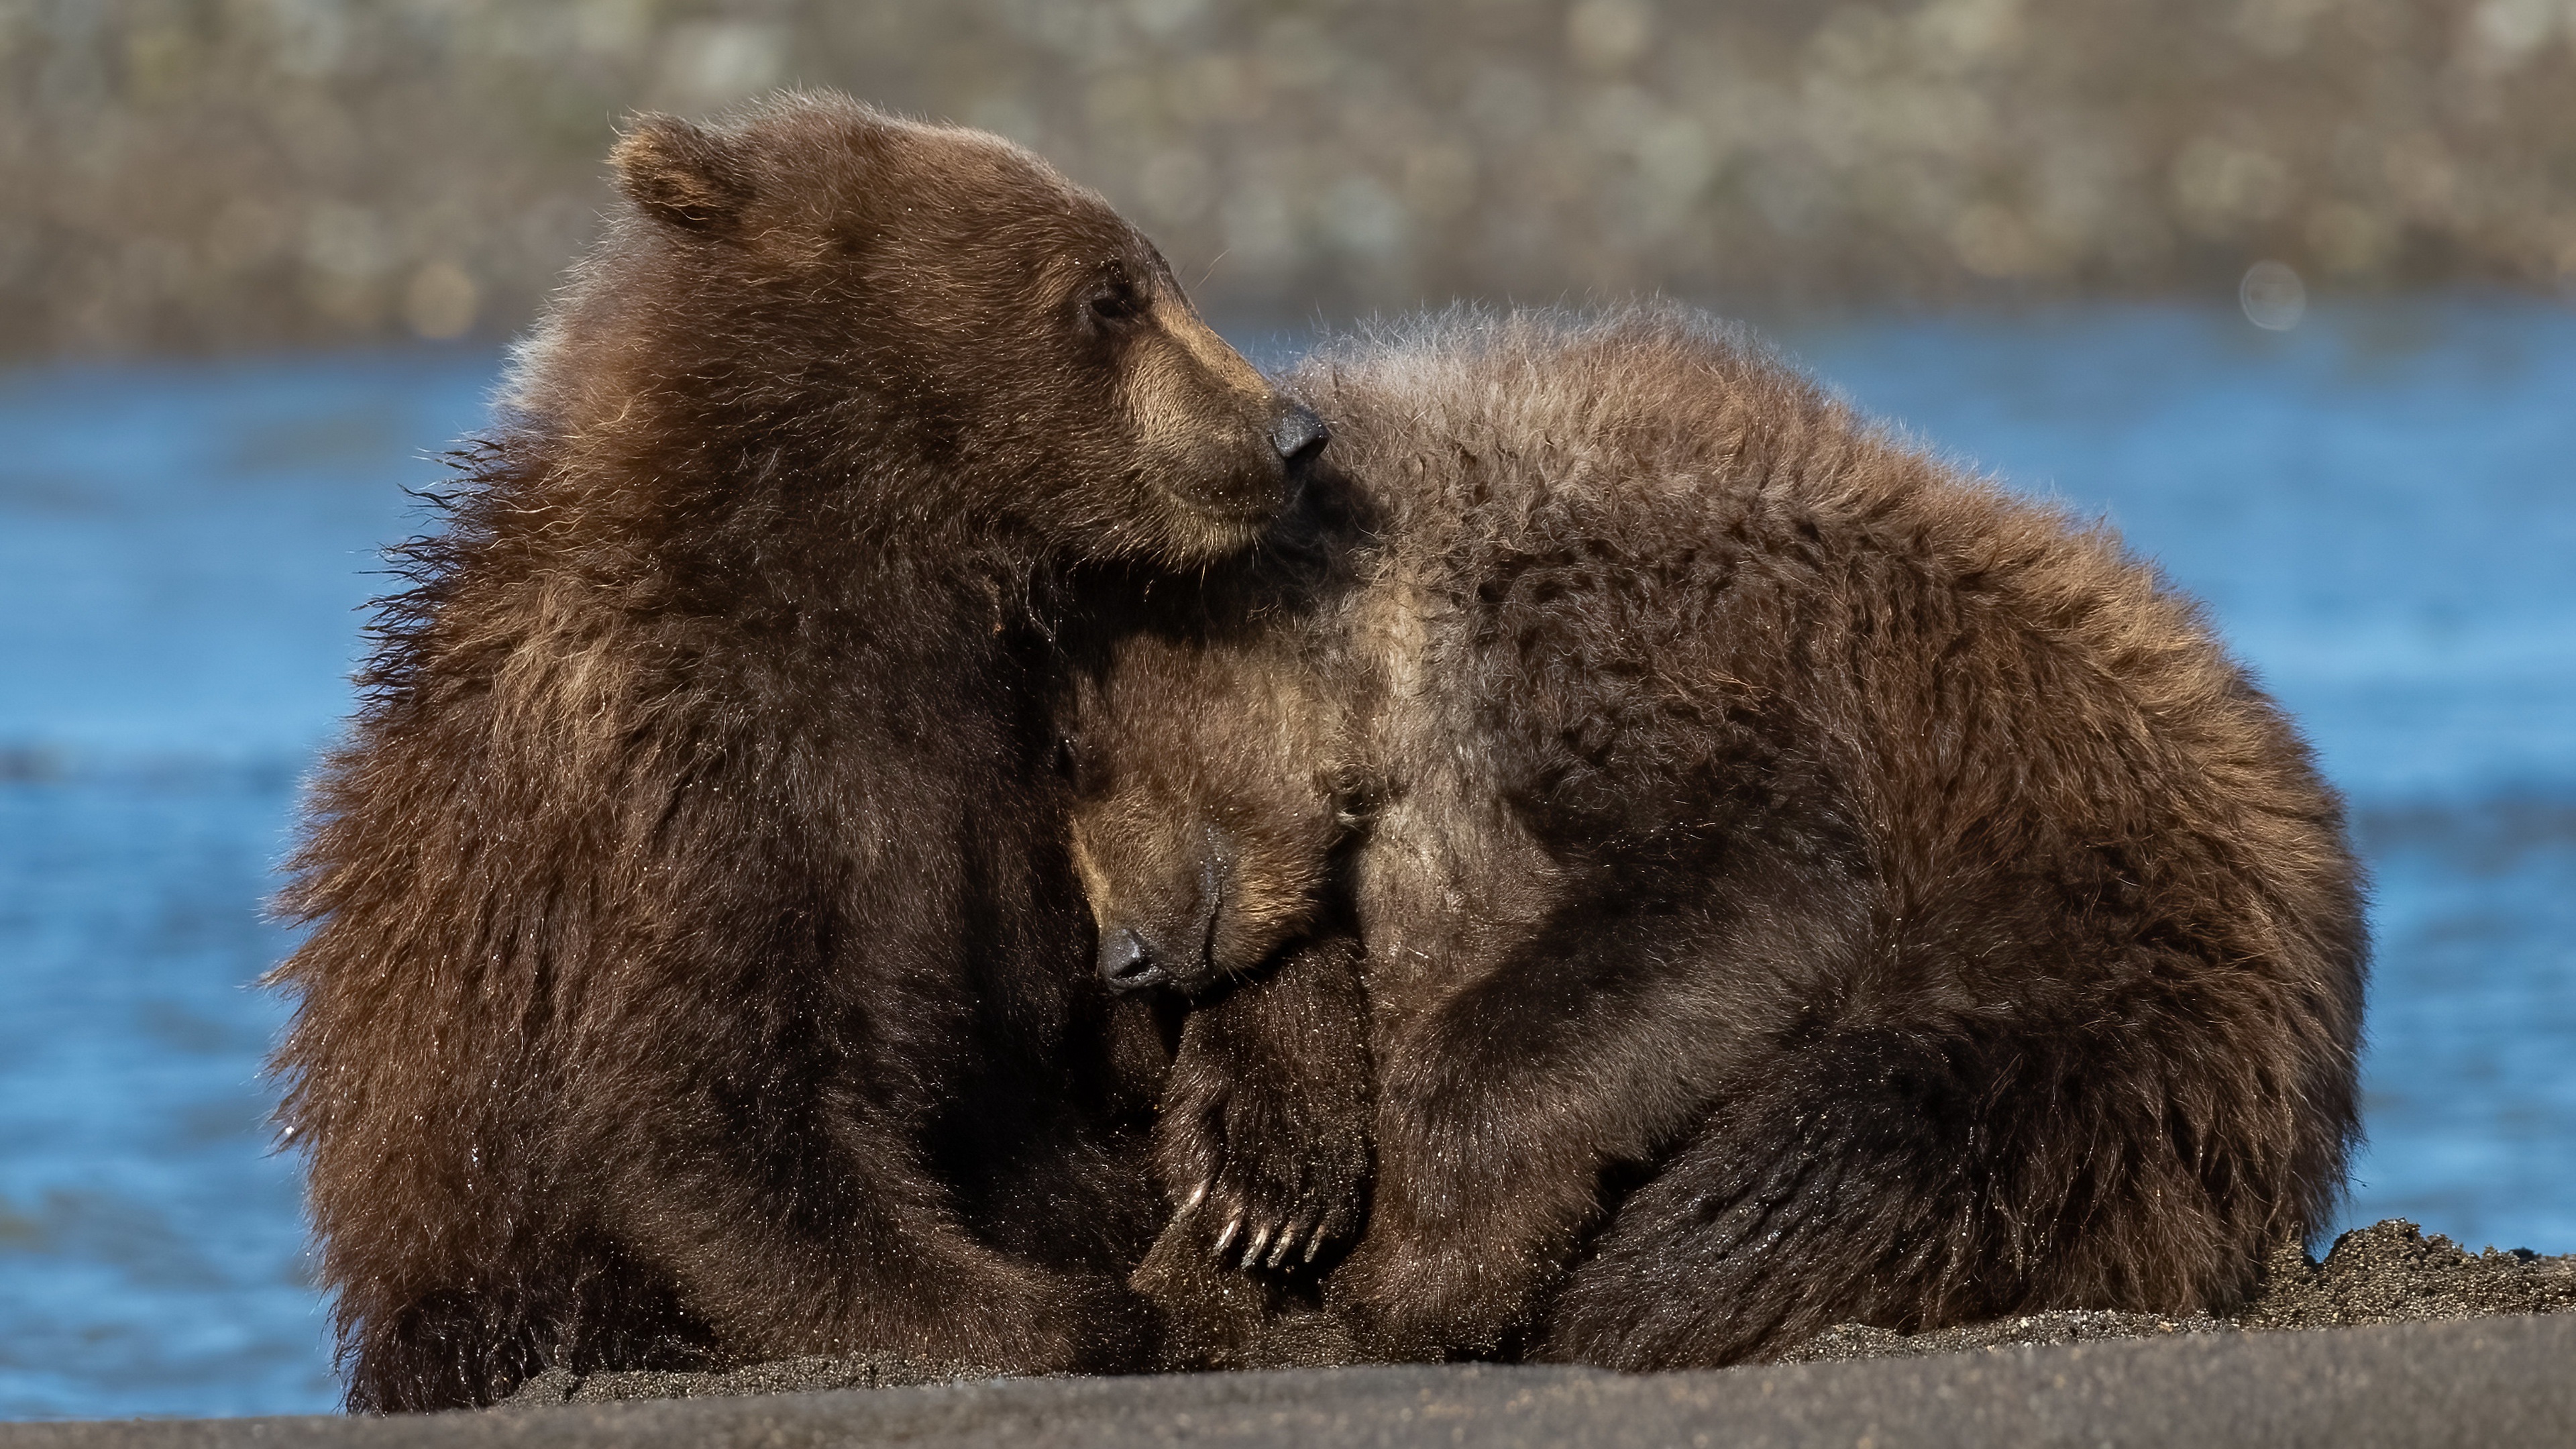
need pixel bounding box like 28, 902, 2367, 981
1777, 1218, 2576, 1361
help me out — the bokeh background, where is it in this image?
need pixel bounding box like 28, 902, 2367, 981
13, 0, 2576, 354
5, 0, 2574, 1421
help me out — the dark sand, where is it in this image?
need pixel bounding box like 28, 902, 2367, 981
7, 1222, 2569, 1448
1777, 1217, 2576, 1362
11, 1316, 2571, 1448
494, 1218, 2574, 1405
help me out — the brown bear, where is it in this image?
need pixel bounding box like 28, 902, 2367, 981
1063, 621, 1378, 1369
1059, 306, 2368, 1368
268, 92, 1328, 1410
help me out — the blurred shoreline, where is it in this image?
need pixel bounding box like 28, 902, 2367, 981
11, 0, 2576, 362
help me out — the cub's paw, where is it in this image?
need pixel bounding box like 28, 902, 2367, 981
1157, 1067, 1369, 1275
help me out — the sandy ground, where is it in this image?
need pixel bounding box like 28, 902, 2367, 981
386, 1212, 2576, 1402
485, 1218, 2572, 1407
3, 1220, 2568, 1447
9, 1313, 2571, 1448
1779, 1217, 2576, 1362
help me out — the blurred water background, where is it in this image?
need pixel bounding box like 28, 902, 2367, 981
6, 0, 2575, 1424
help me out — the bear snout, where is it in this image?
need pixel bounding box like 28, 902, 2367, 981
1271, 403, 1329, 467
1096, 924, 1169, 993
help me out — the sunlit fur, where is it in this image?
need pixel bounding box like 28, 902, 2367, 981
1064, 631, 1375, 1368
1069, 631, 1358, 998
268, 92, 1319, 1410
1062, 305, 2368, 1368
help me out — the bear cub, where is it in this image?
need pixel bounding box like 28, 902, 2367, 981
271, 93, 1329, 1409
1064, 625, 1377, 1368
1064, 307, 2368, 1369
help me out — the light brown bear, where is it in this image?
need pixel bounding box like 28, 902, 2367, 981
1064, 307, 2367, 1368
270, 93, 1328, 1409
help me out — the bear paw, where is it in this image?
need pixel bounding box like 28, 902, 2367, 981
1153, 1063, 1370, 1276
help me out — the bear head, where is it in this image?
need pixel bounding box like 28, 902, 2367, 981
506, 91, 1327, 587
1063, 632, 1364, 996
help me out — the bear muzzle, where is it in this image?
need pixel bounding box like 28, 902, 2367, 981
1271, 403, 1329, 468
1095, 924, 1169, 993
1183, 399, 1328, 525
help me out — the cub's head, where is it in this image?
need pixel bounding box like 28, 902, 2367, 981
523, 91, 1324, 568
1064, 634, 1360, 996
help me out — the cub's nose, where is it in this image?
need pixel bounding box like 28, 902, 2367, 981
1097, 926, 1167, 993
1270, 403, 1329, 466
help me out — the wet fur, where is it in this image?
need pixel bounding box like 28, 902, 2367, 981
270, 93, 1316, 1409
1064, 307, 2368, 1367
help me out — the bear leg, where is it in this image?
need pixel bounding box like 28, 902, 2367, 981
1534, 1020, 2272, 1368
1324, 905, 1757, 1361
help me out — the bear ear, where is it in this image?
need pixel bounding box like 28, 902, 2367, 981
611, 115, 755, 235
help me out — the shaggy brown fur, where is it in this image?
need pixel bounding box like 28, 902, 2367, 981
1059, 306, 2367, 1368
268, 93, 1327, 1411
1065, 629, 1375, 1367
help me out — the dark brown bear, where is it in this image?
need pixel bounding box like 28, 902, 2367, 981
1061, 307, 2367, 1368
1065, 625, 1377, 1369
268, 92, 1327, 1411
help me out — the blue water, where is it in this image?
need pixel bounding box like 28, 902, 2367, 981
1, 304, 2570, 1418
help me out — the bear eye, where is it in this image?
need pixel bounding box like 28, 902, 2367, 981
1326, 771, 1381, 832
1083, 273, 1147, 331
1049, 733, 1081, 779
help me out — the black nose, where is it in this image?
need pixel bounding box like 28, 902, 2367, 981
1271, 404, 1328, 466
1097, 926, 1167, 993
